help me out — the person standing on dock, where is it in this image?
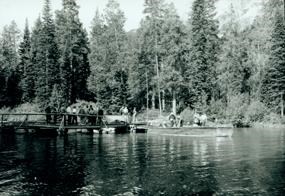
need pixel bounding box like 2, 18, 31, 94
78, 104, 86, 125
132, 107, 137, 123
98, 108, 104, 126
122, 106, 129, 123
88, 105, 96, 125
66, 105, 72, 125
45, 105, 52, 124
71, 106, 77, 125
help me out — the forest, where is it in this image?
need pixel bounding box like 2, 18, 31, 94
0, 0, 284, 126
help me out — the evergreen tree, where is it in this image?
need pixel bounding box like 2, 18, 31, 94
18, 19, 34, 102
126, 30, 146, 109
217, 5, 252, 103
185, 0, 220, 109
30, 16, 43, 103
261, 11, 285, 113
88, 9, 111, 108
0, 21, 21, 106
34, 0, 60, 108
160, 3, 187, 114
140, 0, 167, 113
56, 0, 90, 104
88, 0, 128, 112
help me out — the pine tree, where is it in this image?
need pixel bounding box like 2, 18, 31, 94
0, 21, 21, 106
261, 11, 285, 113
185, 0, 220, 109
88, 0, 128, 112
88, 9, 112, 109
140, 0, 167, 114
30, 16, 43, 104
19, 19, 34, 102
56, 0, 90, 104
160, 3, 186, 114
217, 5, 252, 104
34, 0, 60, 108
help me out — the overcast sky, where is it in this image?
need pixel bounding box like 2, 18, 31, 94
0, 0, 192, 32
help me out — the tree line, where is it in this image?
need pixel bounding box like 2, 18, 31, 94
0, 0, 284, 122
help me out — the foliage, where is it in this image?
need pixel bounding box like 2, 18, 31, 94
264, 112, 282, 124
261, 10, 285, 114
0, 21, 21, 107
34, 0, 61, 109
56, 0, 90, 104
18, 20, 35, 103
88, 0, 128, 112
180, 107, 195, 124
185, 0, 220, 106
245, 100, 268, 122
225, 94, 250, 127
0, 0, 284, 126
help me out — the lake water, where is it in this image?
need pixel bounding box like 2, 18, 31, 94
0, 128, 285, 195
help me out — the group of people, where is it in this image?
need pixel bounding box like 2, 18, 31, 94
45, 104, 104, 126
193, 112, 207, 126
119, 106, 137, 123
165, 110, 208, 128
168, 113, 183, 128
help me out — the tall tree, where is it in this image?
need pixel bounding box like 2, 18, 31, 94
18, 19, 34, 102
88, 0, 128, 112
261, 10, 285, 114
140, 0, 167, 114
160, 3, 187, 114
56, 0, 90, 104
217, 5, 252, 103
35, 0, 60, 108
0, 21, 21, 107
185, 0, 220, 110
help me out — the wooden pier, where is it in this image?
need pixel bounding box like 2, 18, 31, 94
0, 113, 146, 136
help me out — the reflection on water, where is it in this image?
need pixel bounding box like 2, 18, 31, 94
0, 128, 285, 195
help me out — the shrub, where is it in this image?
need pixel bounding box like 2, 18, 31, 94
264, 112, 282, 124
226, 94, 249, 127
245, 100, 268, 122
207, 99, 226, 120
180, 107, 195, 124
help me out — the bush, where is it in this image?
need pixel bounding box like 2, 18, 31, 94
0, 103, 42, 121
264, 112, 282, 124
281, 117, 285, 125
226, 94, 249, 127
245, 100, 268, 122
180, 107, 195, 124
207, 99, 226, 120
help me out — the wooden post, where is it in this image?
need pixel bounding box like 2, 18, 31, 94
25, 114, 28, 123
1, 114, 3, 129
173, 91, 177, 115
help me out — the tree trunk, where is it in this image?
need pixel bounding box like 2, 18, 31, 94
172, 91, 177, 115
162, 90, 165, 111
155, 29, 162, 116
281, 92, 284, 117
152, 91, 155, 110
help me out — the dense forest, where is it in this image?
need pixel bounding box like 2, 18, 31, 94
0, 0, 285, 125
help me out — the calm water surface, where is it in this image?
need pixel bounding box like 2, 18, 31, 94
0, 128, 285, 195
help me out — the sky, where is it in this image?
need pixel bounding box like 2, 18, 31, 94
0, 0, 192, 32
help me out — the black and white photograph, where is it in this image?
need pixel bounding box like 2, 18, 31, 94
0, 0, 285, 195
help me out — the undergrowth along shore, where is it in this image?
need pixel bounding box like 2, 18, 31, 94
1, 100, 285, 128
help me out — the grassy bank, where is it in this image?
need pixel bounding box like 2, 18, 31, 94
136, 107, 285, 128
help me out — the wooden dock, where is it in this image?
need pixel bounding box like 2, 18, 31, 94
0, 113, 147, 135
